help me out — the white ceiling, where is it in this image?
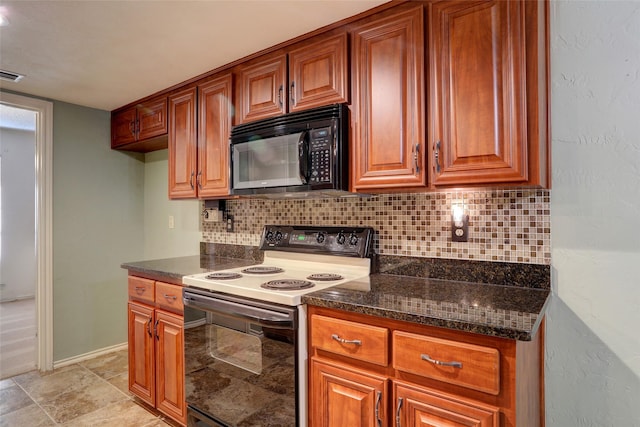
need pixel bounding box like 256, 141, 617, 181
0, 0, 388, 112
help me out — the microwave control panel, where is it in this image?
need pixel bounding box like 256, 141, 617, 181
309, 127, 332, 183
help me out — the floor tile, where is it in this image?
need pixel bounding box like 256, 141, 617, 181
107, 371, 129, 395
0, 382, 33, 415
80, 349, 128, 380
60, 399, 167, 426
0, 403, 56, 427
38, 373, 129, 423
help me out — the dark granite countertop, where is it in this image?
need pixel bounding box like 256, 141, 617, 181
122, 245, 550, 341
121, 255, 256, 284
302, 273, 550, 341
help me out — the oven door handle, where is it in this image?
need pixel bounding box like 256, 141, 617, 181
183, 292, 296, 329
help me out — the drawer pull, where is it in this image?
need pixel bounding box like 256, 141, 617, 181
395, 397, 403, 427
135, 286, 146, 294
421, 353, 463, 368
375, 391, 382, 427
331, 334, 362, 346
163, 294, 178, 301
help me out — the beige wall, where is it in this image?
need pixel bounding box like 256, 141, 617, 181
547, 1, 640, 425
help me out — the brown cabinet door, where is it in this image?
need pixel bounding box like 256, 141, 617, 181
168, 87, 198, 199
236, 53, 287, 124
137, 97, 168, 141
394, 381, 499, 427
289, 32, 349, 112
197, 73, 233, 198
111, 107, 137, 147
155, 310, 186, 425
310, 358, 387, 427
351, 6, 426, 190
128, 302, 155, 406
430, 0, 528, 186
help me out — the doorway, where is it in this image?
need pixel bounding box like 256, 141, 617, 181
0, 92, 53, 376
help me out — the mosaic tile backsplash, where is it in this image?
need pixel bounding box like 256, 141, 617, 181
201, 189, 551, 265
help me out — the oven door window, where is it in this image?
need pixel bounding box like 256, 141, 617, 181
232, 132, 304, 189
185, 310, 297, 427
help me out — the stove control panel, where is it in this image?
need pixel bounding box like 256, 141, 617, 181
260, 225, 374, 258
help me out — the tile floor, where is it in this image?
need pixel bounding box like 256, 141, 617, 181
0, 349, 174, 426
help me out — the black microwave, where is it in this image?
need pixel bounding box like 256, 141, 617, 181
229, 103, 350, 198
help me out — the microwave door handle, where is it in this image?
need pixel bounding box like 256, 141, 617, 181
298, 131, 309, 184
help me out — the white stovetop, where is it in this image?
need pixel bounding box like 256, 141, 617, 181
182, 251, 371, 306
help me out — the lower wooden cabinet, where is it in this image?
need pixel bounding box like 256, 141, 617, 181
308, 306, 543, 427
394, 381, 499, 427
127, 276, 186, 426
310, 358, 387, 427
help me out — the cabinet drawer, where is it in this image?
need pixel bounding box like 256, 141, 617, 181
392, 331, 500, 395
128, 276, 155, 304
155, 282, 184, 313
311, 314, 389, 366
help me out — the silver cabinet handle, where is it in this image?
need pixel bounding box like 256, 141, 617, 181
413, 142, 420, 174
189, 171, 195, 189
375, 391, 382, 427
196, 171, 202, 190
421, 353, 462, 368
395, 397, 403, 427
331, 334, 362, 346
434, 140, 441, 174
163, 294, 178, 301
134, 286, 146, 294
290, 81, 295, 107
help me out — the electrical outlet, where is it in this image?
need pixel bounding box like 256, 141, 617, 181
226, 215, 234, 232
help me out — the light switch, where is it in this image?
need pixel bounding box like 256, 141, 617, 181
168, 215, 175, 229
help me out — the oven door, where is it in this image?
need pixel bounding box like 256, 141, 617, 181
183, 289, 298, 427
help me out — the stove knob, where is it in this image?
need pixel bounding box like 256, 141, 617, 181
316, 232, 325, 243
349, 233, 359, 246
275, 231, 283, 242
337, 232, 346, 245
265, 230, 274, 242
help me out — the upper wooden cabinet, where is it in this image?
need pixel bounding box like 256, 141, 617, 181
168, 73, 234, 199
197, 74, 234, 198
111, 97, 168, 151
236, 32, 349, 124
429, 0, 549, 187
168, 87, 198, 199
350, 5, 427, 191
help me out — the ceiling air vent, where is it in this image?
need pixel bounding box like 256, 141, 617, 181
0, 69, 24, 82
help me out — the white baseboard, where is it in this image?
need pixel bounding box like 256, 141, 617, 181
54, 342, 128, 369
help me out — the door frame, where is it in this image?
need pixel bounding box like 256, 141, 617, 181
0, 91, 54, 371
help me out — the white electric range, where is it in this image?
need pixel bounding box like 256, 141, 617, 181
181, 225, 374, 427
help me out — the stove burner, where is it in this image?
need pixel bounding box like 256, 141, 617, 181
307, 273, 344, 281
205, 272, 242, 280
241, 266, 285, 275
261, 279, 315, 291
